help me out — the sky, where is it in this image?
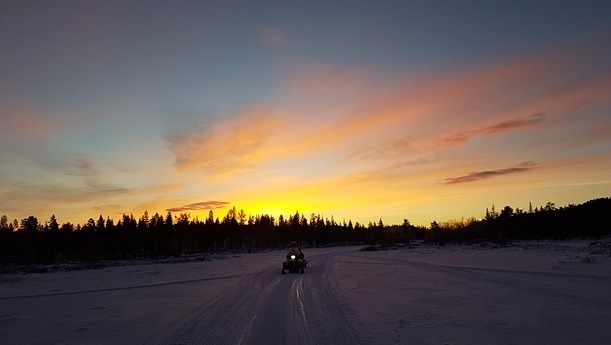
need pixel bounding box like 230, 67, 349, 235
1, 0, 610, 227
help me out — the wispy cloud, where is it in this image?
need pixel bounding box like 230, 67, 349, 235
167, 106, 286, 175
166, 201, 230, 213
49, 153, 100, 177
442, 161, 540, 185
166, 50, 611, 188
347, 55, 611, 168
484, 112, 545, 134
0, 179, 134, 217
443, 112, 546, 145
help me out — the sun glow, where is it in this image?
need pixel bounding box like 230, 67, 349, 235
240, 199, 303, 220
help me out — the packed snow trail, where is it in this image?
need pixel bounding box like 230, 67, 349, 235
143, 250, 362, 345
2, 242, 611, 344
327, 245, 611, 345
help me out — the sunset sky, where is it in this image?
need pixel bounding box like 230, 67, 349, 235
1, 1, 610, 227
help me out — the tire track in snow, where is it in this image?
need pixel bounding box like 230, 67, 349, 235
142, 249, 363, 345
142, 264, 284, 345
338, 251, 611, 314
0, 273, 251, 301
285, 277, 316, 345
295, 251, 364, 345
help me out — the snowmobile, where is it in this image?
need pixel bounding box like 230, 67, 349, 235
281, 253, 307, 274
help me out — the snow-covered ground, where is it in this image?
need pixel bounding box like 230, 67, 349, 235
1, 240, 610, 345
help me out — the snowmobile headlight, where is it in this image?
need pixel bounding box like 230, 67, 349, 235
290, 255, 296, 260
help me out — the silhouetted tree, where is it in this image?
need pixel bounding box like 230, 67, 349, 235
138, 211, 150, 230
206, 210, 214, 225
96, 215, 105, 232
0, 215, 8, 231
402, 218, 411, 245
500, 206, 514, 218
238, 209, 247, 226
48, 215, 60, 232
165, 211, 173, 226
2, 198, 610, 268
22, 216, 39, 232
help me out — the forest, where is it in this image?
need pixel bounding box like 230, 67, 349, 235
1, 197, 610, 269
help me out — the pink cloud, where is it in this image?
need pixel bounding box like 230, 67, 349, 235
442, 112, 546, 145
167, 50, 611, 181
345, 54, 611, 164
167, 105, 288, 175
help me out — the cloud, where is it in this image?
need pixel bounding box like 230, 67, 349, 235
443, 112, 546, 145
45, 153, 99, 177
349, 111, 548, 165
258, 27, 289, 45
0, 177, 134, 219
167, 105, 286, 175
166, 200, 230, 213
442, 161, 540, 185
0, 150, 139, 220
483, 112, 545, 134
6, 182, 133, 204
331, 57, 565, 162
347, 53, 611, 168
37, 153, 115, 192
167, 50, 611, 186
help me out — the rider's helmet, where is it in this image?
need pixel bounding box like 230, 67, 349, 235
290, 241, 297, 247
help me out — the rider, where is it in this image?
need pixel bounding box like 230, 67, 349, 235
287, 241, 304, 260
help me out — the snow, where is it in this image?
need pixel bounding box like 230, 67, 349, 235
1, 240, 610, 344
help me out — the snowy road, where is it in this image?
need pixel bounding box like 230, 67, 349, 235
2, 241, 611, 345
143, 249, 361, 345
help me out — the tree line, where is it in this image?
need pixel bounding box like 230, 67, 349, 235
1, 198, 609, 268
424, 198, 611, 243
